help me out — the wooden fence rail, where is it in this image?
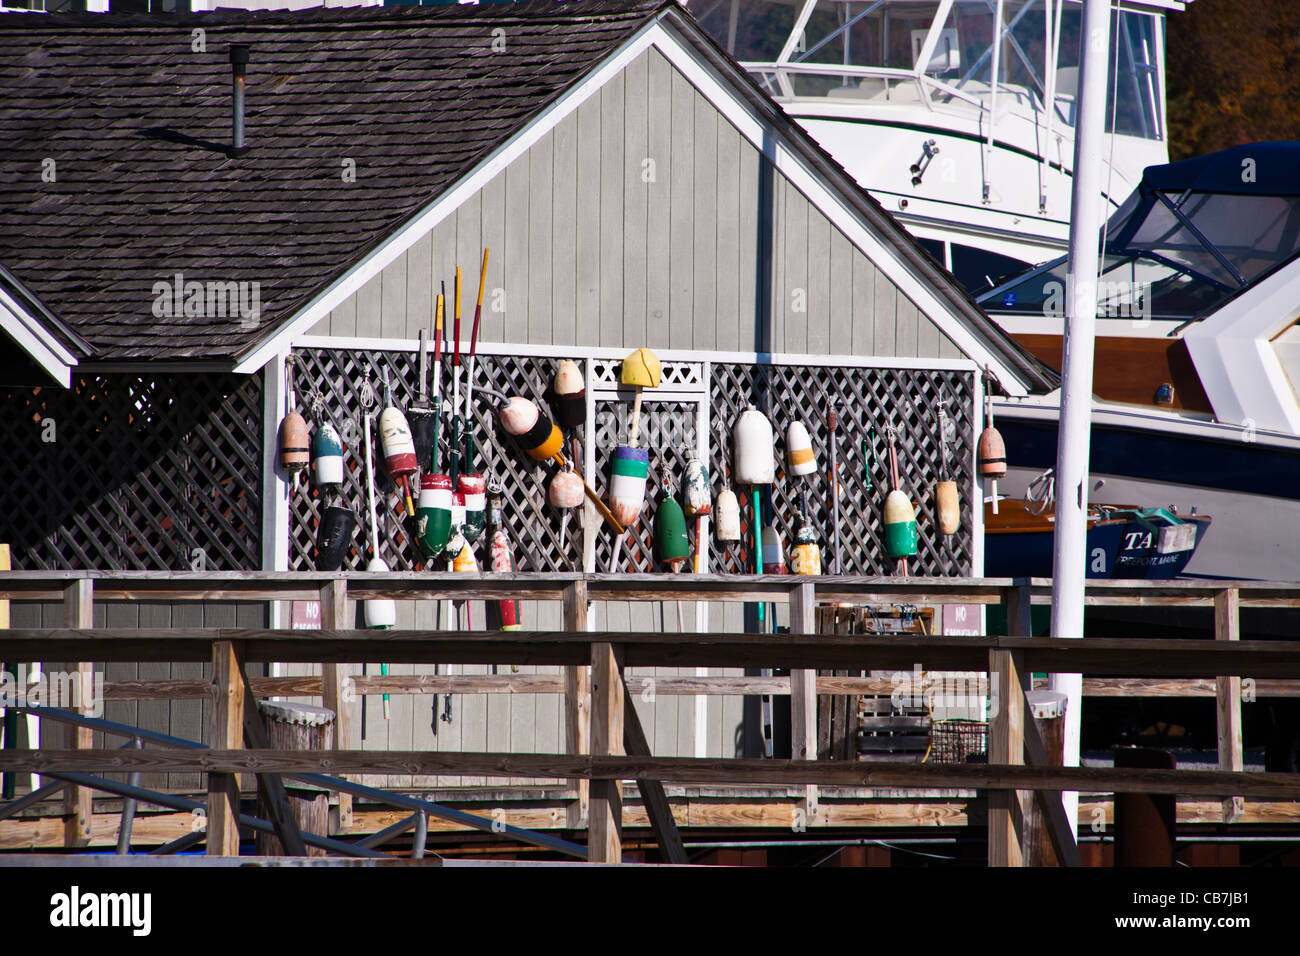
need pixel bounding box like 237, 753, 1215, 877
1, 572, 1297, 866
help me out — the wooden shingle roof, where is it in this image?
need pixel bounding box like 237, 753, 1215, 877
0, 1, 664, 362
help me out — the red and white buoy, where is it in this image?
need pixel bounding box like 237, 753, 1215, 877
486, 481, 522, 631
378, 367, 417, 516
279, 360, 310, 477
549, 466, 584, 551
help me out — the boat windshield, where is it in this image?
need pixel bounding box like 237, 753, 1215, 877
980, 185, 1300, 320
686, 0, 1163, 139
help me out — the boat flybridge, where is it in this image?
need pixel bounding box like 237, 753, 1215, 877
687, 0, 1181, 292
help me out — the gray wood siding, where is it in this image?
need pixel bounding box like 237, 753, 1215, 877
11, 599, 265, 793
310, 48, 960, 360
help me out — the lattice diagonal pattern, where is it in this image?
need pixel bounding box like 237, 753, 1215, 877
289, 350, 973, 576
0, 374, 262, 570
709, 363, 975, 576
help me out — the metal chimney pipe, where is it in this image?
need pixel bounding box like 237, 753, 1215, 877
229, 44, 250, 156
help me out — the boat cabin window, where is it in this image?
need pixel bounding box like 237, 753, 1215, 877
687, 1, 1164, 141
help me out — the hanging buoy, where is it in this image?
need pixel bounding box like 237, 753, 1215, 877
714, 488, 741, 542
761, 524, 786, 574
279, 408, 309, 476
279, 360, 310, 476
683, 459, 711, 517
311, 420, 344, 490
785, 420, 817, 477
884, 489, 919, 559
363, 556, 397, 628
553, 359, 586, 430
935, 395, 960, 536
655, 492, 690, 570
683, 459, 711, 573
549, 468, 584, 551
549, 469, 585, 509
936, 481, 960, 536
978, 394, 1006, 516
499, 397, 564, 461
459, 473, 487, 544
734, 406, 775, 485
379, 369, 418, 515
791, 515, 822, 576
977, 427, 1006, 480
479, 388, 623, 535
608, 445, 650, 529
416, 472, 453, 558
446, 482, 467, 557
316, 505, 356, 572
451, 540, 478, 574
486, 483, 522, 631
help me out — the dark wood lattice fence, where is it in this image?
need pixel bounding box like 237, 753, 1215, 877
289, 348, 974, 576
0, 374, 263, 570
709, 362, 974, 576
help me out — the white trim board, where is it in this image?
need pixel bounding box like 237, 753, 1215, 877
242, 16, 1026, 392
0, 286, 75, 387
293, 334, 981, 374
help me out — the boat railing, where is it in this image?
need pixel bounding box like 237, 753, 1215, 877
1, 572, 1296, 866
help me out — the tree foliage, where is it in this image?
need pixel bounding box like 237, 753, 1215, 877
1166, 0, 1300, 160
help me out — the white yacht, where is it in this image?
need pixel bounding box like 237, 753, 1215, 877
686, 0, 1181, 291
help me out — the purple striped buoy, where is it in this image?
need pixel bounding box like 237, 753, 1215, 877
608, 445, 650, 528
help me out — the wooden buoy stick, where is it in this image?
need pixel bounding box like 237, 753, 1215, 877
828, 407, 841, 574
465, 248, 489, 472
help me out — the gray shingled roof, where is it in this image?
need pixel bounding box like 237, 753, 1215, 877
0, 1, 664, 362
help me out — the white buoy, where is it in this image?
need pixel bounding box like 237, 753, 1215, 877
363, 557, 396, 628
734, 406, 775, 485
785, 420, 816, 477
714, 489, 741, 542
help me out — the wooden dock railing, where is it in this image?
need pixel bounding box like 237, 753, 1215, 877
1, 572, 1298, 865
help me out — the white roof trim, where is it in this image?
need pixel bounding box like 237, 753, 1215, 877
1183, 259, 1300, 435
243, 15, 1028, 393
0, 284, 74, 387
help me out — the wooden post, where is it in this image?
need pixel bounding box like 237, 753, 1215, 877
207, 639, 245, 856
988, 647, 1025, 867
1004, 581, 1032, 637
588, 640, 624, 863
318, 580, 352, 830
788, 582, 819, 815
61, 579, 93, 848
1215, 588, 1244, 824
254, 700, 330, 856
563, 581, 591, 828
1022, 690, 1066, 866
1114, 747, 1176, 866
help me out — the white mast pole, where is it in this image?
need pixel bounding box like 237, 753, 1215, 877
1050, 0, 1111, 839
